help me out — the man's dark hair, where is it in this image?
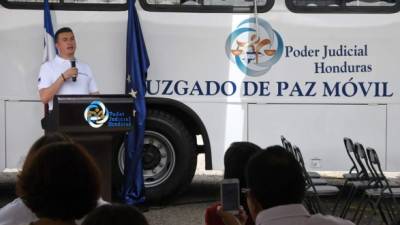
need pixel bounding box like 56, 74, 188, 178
16, 142, 101, 220
82, 204, 149, 225
55, 27, 74, 42
246, 145, 306, 209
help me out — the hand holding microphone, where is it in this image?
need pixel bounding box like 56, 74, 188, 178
62, 65, 78, 82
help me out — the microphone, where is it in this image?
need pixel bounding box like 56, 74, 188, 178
71, 60, 76, 82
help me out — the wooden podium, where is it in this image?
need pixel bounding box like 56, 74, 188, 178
46, 95, 135, 202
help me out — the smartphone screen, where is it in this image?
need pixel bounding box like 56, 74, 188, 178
220, 179, 240, 214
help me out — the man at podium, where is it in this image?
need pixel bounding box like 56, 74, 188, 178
35, 27, 133, 202
38, 27, 99, 111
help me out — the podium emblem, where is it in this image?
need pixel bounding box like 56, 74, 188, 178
84, 100, 110, 128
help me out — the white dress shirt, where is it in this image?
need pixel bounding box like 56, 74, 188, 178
38, 55, 98, 110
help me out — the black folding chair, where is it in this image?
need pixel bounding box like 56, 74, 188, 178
280, 135, 287, 146
282, 138, 295, 156
336, 142, 374, 219
353, 147, 400, 225
293, 145, 339, 214
342, 137, 361, 180
333, 137, 359, 215
281, 136, 320, 179
333, 138, 359, 216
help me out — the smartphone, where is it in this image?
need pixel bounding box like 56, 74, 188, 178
220, 178, 240, 214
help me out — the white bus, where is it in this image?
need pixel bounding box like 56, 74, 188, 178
1, 0, 400, 201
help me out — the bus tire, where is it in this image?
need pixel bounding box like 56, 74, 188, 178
113, 109, 197, 203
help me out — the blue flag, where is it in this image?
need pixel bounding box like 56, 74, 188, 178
122, 0, 150, 205
42, 0, 56, 63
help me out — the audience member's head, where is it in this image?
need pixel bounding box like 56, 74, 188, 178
245, 145, 305, 219
224, 142, 262, 184
16, 142, 101, 221
224, 142, 261, 215
24, 132, 73, 164
82, 204, 149, 225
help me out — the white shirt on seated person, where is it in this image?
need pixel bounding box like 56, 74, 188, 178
255, 204, 354, 225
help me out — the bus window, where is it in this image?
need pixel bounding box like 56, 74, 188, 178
140, 0, 274, 13
286, 0, 400, 13
1, 0, 126, 10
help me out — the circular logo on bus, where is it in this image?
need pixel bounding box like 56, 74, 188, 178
225, 18, 284, 77
84, 101, 109, 128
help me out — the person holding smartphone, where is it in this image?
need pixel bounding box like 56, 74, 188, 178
204, 142, 261, 225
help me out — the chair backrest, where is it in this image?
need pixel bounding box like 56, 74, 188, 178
343, 137, 360, 175
293, 145, 306, 168
283, 140, 295, 156
281, 137, 289, 152
282, 141, 304, 177
280, 135, 286, 146
366, 147, 391, 191
354, 143, 371, 180
293, 145, 313, 188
